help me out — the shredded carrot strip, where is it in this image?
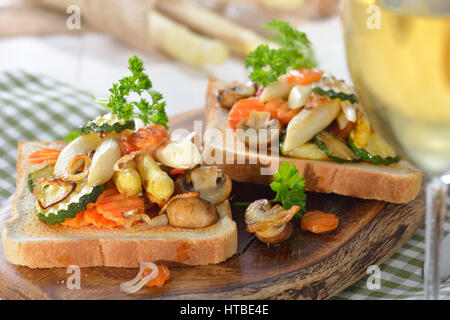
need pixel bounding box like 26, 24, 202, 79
301, 210, 339, 234
61, 186, 144, 228
28, 148, 61, 165
142, 265, 171, 288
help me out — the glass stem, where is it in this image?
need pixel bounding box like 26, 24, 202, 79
424, 176, 449, 299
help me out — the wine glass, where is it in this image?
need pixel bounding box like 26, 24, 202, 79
341, 0, 450, 299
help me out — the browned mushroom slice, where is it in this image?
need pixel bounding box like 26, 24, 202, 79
236, 111, 281, 149
245, 199, 300, 244
175, 166, 232, 205
166, 192, 220, 228
217, 82, 256, 109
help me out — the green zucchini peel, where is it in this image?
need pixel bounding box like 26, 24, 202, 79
314, 131, 360, 163
80, 119, 135, 135
312, 87, 357, 104
36, 184, 104, 225
348, 138, 399, 165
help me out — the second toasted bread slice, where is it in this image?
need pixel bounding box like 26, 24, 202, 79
204, 78, 422, 204
2, 141, 238, 268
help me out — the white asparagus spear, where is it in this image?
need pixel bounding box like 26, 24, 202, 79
37, 0, 229, 65
148, 11, 229, 65
156, 0, 266, 57
206, 0, 306, 10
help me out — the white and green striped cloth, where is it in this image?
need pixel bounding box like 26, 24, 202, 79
0, 70, 449, 300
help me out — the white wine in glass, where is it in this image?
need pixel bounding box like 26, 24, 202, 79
342, 0, 450, 299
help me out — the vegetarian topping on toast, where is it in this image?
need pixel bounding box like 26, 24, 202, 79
28, 56, 229, 233
219, 19, 399, 166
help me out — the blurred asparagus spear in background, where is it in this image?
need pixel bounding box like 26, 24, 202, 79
36, 0, 231, 65
156, 0, 266, 57
148, 11, 229, 65
207, 0, 306, 10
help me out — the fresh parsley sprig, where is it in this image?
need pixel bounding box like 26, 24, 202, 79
245, 19, 318, 87
270, 161, 307, 218
103, 56, 169, 128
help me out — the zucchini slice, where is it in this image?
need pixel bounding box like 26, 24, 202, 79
80, 113, 135, 135
348, 116, 399, 165
312, 76, 357, 104
35, 182, 104, 225
281, 142, 328, 161
28, 166, 54, 193
312, 87, 357, 104
314, 131, 360, 162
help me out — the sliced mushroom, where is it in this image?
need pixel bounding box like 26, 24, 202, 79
175, 166, 232, 205
166, 192, 220, 228
245, 199, 300, 244
218, 82, 256, 109
254, 223, 294, 244
236, 111, 281, 148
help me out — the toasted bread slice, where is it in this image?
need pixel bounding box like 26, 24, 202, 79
204, 78, 422, 204
1, 141, 238, 268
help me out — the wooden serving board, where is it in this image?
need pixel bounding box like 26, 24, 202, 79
0, 109, 424, 300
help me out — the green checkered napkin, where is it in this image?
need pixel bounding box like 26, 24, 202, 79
0, 70, 449, 300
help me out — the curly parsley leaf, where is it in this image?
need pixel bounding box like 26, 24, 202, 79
270, 161, 307, 218
245, 19, 317, 87
104, 56, 169, 128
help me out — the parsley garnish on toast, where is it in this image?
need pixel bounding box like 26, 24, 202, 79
245, 19, 318, 87
100, 56, 169, 129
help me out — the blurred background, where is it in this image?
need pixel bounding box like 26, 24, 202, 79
0, 0, 345, 115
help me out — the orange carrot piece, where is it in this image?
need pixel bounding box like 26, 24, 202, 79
264, 98, 300, 126
28, 148, 61, 164
128, 125, 168, 151
228, 97, 266, 130
286, 68, 323, 85
301, 210, 339, 234
142, 265, 171, 288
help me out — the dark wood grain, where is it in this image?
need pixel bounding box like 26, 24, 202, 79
0, 109, 425, 300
